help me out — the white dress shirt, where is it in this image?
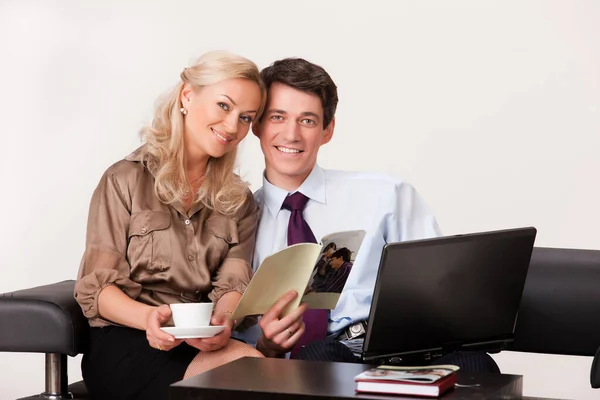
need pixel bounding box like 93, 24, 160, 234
235, 164, 441, 347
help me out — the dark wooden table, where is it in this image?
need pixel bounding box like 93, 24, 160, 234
170, 357, 525, 400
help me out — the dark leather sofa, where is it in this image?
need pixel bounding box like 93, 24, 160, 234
510, 247, 600, 390
1, 246, 599, 399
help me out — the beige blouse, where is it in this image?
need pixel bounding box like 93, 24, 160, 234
74, 147, 258, 327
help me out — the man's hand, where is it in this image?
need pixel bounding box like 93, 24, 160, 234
185, 313, 233, 352
257, 290, 308, 358
146, 305, 183, 351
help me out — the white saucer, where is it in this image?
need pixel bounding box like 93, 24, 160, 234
160, 325, 225, 339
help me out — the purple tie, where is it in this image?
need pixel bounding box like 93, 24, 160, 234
281, 192, 329, 358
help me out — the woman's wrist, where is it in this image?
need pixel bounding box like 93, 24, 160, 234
143, 305, 157, 330
214, 291, 240, 321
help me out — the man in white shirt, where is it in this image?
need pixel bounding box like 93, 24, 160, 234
239, 58, 499, 372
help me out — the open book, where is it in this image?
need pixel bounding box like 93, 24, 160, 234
231, 230, 366, 321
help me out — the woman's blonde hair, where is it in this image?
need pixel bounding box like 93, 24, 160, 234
140, 51, 266, 216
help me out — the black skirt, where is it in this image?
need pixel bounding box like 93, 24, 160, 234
82, 326, 199, 400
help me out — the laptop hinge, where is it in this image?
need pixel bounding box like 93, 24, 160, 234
442, 341, 464, 354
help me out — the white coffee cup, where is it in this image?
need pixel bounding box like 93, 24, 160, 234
170, 302, 214, 327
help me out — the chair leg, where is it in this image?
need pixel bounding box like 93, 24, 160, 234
17, 353, 73, 399
44, 353, 70, 398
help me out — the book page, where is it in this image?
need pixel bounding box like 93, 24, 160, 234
231, 243, 322, 321
301, 230, 366, 309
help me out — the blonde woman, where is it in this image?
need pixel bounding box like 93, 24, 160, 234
74, 51, 267, 400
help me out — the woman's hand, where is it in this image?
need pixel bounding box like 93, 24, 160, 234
185, 312, 233, 352
145, 304, 183, 351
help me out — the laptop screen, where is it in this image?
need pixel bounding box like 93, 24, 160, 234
362, 227, 537, 363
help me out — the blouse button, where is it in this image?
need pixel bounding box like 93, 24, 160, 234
184, 219, 191, 225
227, 235, 232, 242
141, 228, 147, 234
188, 255, 194, 261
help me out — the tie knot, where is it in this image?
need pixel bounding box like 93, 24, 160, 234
282, 192, 310, 212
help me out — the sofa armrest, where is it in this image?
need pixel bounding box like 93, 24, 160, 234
511, 247, 600, 356
592, 346, 600, 389
0, 280, 89, 356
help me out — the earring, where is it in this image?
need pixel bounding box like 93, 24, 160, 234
180, 107, 188, 115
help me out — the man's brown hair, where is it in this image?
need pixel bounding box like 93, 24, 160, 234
260, 58, 338, 129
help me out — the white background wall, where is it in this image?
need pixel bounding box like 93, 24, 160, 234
0, 0, 598, 398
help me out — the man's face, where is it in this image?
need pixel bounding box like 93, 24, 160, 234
253, 82, 334, 190
330, 257, 344, 269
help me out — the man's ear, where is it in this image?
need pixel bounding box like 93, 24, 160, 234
321, 118, 335, 145
252, 121, 261, 138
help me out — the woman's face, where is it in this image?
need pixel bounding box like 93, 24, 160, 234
325, 247, 336, 257
181, 78, 262, 162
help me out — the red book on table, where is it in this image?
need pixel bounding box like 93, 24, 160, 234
354, 364, 459, 398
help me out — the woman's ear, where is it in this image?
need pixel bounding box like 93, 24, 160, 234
180, 84, 193, 108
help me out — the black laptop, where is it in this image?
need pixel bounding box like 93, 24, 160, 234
354, 227, 537, 365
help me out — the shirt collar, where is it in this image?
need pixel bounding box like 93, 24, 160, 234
262, 164, 327, 218
124, 145, 155, 176
125, 145, 201, 217
124, 145, 144, 163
